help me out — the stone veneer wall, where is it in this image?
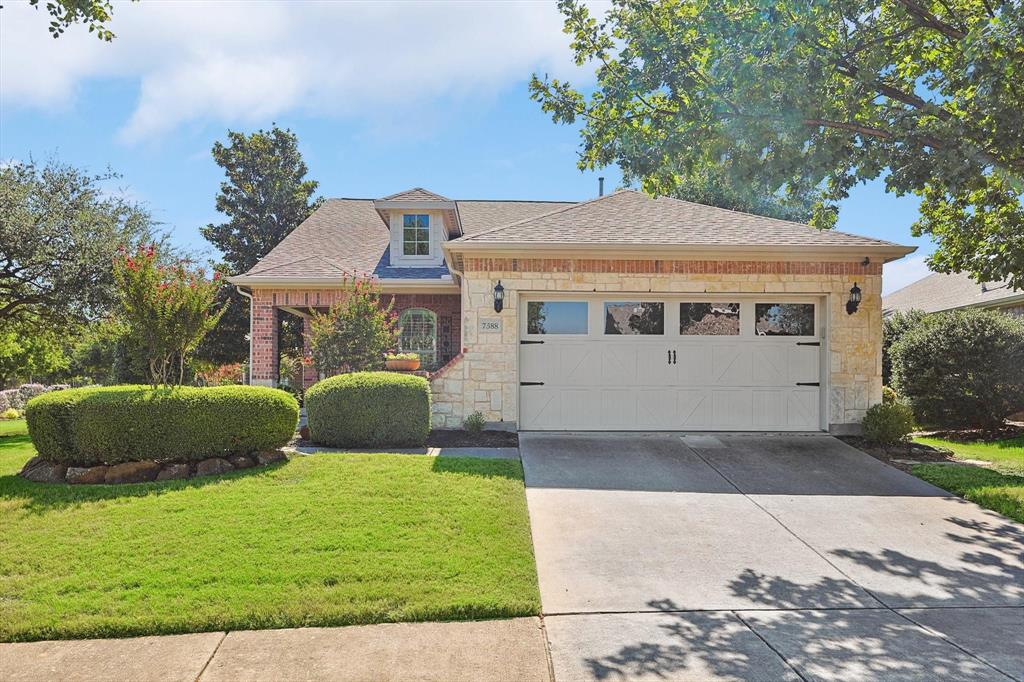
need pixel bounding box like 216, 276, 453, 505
434, 257, 883, 431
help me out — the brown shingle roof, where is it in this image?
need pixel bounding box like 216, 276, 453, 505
882, 271, 1022, 314
377, 187, 451, 202
235, 197, 573, 281
453, 189, 904, 249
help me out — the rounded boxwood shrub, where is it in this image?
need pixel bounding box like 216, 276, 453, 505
305, 372, 430, 448
891, 308, 1024, 429
26, 385, 298, 466
862, 402, 915, 445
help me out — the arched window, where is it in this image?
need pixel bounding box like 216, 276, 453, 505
399, 308, 437, 369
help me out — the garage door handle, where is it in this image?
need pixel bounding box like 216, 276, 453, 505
520, 340, 544, 345
796, 341, 820, 346
796, 382, 820, 386
520, 381, 545, 386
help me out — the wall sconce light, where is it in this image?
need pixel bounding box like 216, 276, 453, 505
846, 282, 862, 315
493, 280, 505, 313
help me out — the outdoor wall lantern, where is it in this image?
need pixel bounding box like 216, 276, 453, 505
493, 280, 505, 313
846, 282, 862, 315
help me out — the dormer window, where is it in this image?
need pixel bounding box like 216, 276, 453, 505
403, 214, 431, 256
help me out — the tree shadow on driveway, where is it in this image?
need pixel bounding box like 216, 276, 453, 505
555, 515, 1023, 681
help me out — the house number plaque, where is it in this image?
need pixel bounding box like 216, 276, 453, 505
479, 318, 502, 333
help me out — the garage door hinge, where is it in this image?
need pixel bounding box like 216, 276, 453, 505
796, 382, 820, 386
796, 341, 821, 346
520, 339, 544, 345
520, 381, 545, 386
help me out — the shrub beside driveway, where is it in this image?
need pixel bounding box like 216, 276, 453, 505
0, 433, 539, 642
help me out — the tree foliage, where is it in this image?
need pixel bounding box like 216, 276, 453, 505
531, 0, 1024, 286
0, 159, 159, 327
113, 245, 226, 387
197, 126, 322, 364
0, 320, 68, 388
23, 0, 121, 41
308, 278, 399, 377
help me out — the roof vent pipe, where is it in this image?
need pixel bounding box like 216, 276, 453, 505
598, 177, 605, 196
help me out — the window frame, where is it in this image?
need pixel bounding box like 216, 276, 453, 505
603, 301, 666, 336
524, 300, 590, 336
398, 308, 438, 368
679, 301, 742, 336
753, 302, 819, 338
401, 214, 432, 257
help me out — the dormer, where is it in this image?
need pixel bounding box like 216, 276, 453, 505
373, 188, 461, 267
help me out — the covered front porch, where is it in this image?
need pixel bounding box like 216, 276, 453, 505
246, 288, 462, 389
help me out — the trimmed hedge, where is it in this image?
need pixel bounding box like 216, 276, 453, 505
891, 309, 1024, 429
305, 372, 430, 448
862, 401, 915, 445
25, 385, 298, 465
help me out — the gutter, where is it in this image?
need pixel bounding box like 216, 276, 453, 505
226, 276, 459, 291
444, 241, 917, 264
235, 285, 254, 385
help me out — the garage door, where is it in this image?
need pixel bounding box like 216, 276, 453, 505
519, 296, 823, 431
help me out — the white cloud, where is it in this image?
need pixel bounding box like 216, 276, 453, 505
883, 254, 932, 295
1, 0, 597, 142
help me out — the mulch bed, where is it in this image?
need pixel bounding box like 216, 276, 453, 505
292, 429, 519, 450
426, 429, 519, 448
837, 436, 958, 473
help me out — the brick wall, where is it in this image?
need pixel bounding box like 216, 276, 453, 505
247, 288, 461, 388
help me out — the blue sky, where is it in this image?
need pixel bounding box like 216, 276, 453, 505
0, 0, 933, 294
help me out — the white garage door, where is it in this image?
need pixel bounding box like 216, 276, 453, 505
519, 296, 823, 431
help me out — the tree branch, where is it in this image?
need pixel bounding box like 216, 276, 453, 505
893, 0, 966, 39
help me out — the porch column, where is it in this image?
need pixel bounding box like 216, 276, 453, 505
250, 290, 279, 387
302, 316, 318, 390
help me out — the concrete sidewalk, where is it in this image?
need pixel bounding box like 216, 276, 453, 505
0, 618, 550, 682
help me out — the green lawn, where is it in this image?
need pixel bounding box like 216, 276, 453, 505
914, 435, 1024, 475
913, 464, 1024, 524
0, 430, 539, 642
0, 418, 27, 437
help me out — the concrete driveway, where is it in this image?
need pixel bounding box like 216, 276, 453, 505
521, 433, 1024, 681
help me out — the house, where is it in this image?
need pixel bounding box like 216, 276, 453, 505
229, 188, 915, 434
883, 271, 1024, 318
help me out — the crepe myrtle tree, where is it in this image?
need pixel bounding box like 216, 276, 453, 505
308, 277, 400, 377
113, 245, 226, 387
531, 0, 1024, 288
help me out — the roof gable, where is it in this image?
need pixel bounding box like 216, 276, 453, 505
377, 187, 451, 202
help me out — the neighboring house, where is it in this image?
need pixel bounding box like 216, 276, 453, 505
230, 188, 914, 434
883, 271, 1024, 318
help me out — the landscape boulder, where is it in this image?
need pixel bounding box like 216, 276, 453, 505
228, 455, 255, 469
195, 457, 234, 477
66, 465, 108, 485
20, 457, 68, 484
156, 463, 191, 481
105, 461, 161, 484
255, 450, 287, 466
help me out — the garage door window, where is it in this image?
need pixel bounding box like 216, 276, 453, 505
604, 302, 665, 335
755, 303, 816, 336
526, 301, 588, 334
680, 302, 740, 335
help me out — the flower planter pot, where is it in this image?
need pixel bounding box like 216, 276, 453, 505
386, 358, 420, 372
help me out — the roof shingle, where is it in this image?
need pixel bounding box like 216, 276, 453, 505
882, 271, 1022, 314
454, 189, 903, 249
237, 197, 573, 281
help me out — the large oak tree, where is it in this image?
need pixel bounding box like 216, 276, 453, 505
531, 0, 1024, 288
0, 159, 158, 326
